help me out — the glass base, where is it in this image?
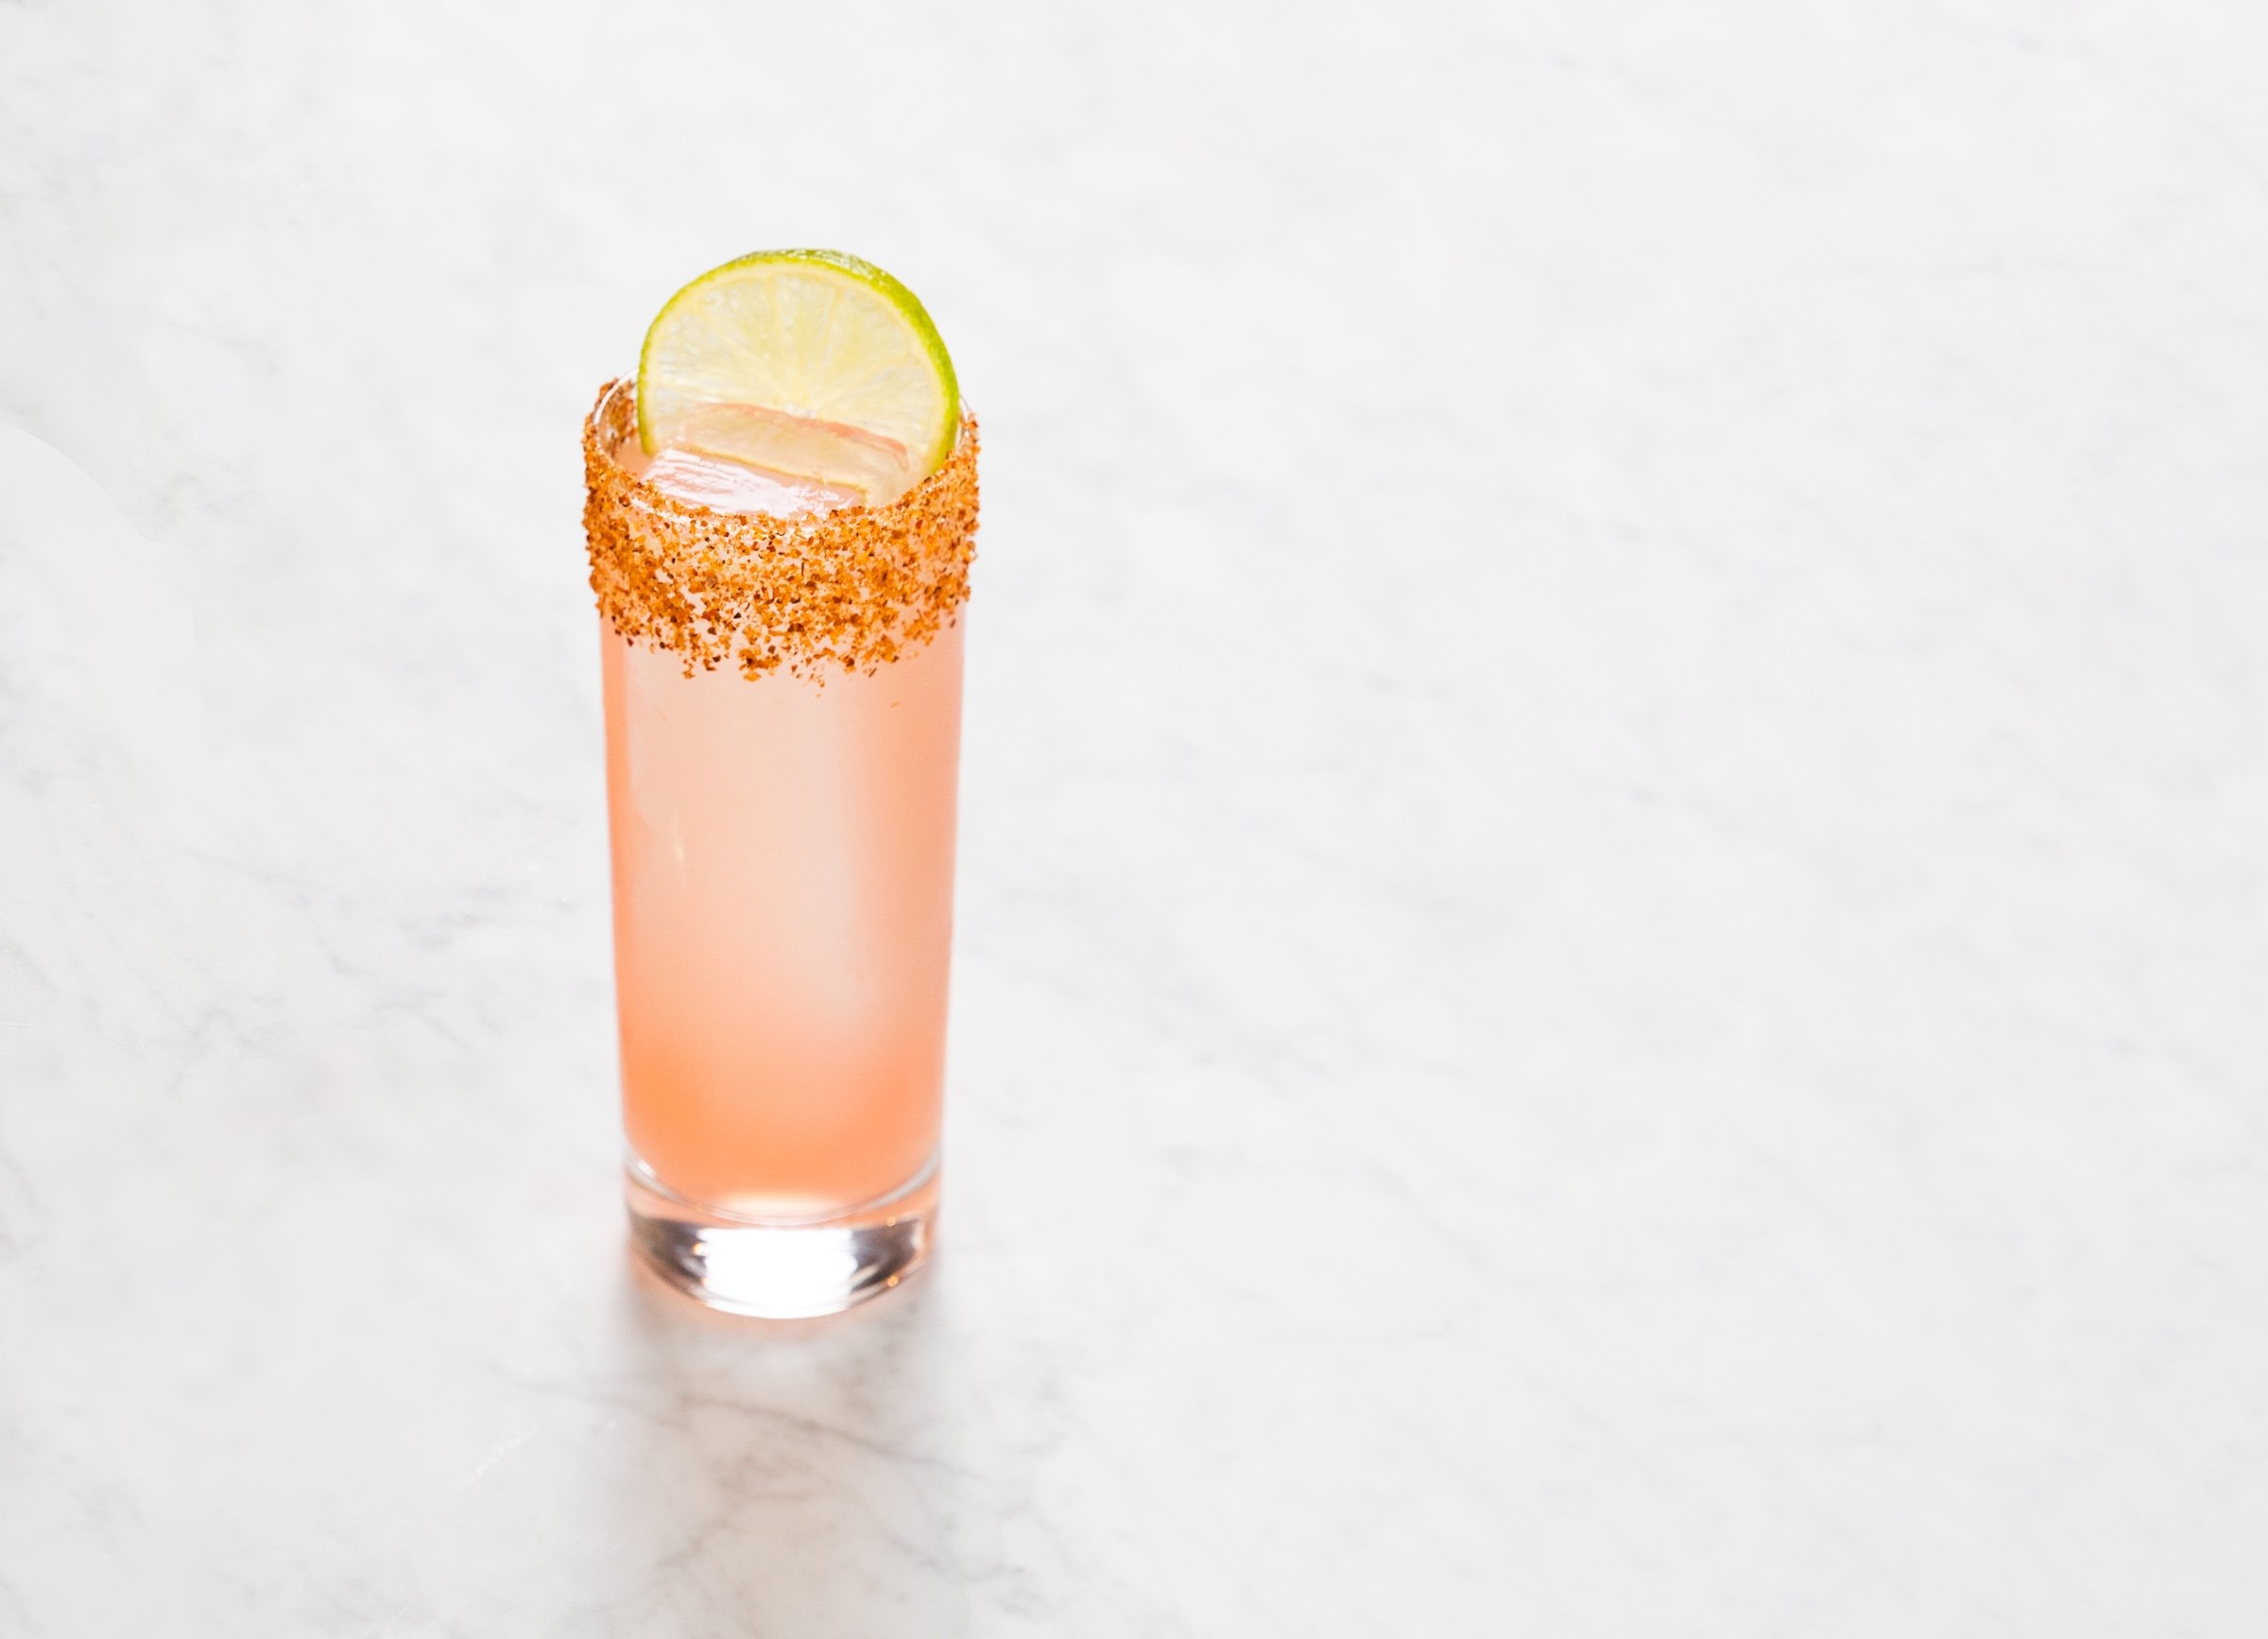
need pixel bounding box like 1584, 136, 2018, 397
625, 1155, 938, 1320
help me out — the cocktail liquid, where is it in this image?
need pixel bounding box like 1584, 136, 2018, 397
603, 434, 962, 1222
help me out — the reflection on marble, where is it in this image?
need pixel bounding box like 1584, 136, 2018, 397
6, 0, 2268, 1632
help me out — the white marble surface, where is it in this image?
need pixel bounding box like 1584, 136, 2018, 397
5, 1, 2268, 1631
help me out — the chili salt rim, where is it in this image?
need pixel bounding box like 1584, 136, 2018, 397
582, 377, 978, 680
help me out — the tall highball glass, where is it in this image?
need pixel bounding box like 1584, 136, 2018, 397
581, 378, 978, 1318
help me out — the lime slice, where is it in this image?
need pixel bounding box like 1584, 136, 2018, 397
637, 250, 959, 508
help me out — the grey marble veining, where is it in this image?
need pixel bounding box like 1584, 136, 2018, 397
5, 1, 2268, 1632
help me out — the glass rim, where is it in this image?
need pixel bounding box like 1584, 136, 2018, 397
582, 378, 979, 681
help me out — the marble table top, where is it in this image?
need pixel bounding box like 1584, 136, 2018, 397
4, 1, 2266, 1632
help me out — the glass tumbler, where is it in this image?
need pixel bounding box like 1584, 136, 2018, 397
581, 378, 978, 1317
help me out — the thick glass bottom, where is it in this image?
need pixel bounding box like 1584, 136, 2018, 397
626, 1152, 938, 1320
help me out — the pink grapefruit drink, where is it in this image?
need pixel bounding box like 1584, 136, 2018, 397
582, 251, 976, 1318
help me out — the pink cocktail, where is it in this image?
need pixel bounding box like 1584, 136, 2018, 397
582, 375, 977, 1317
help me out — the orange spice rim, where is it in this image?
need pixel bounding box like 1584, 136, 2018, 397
582, 378, 978, 681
